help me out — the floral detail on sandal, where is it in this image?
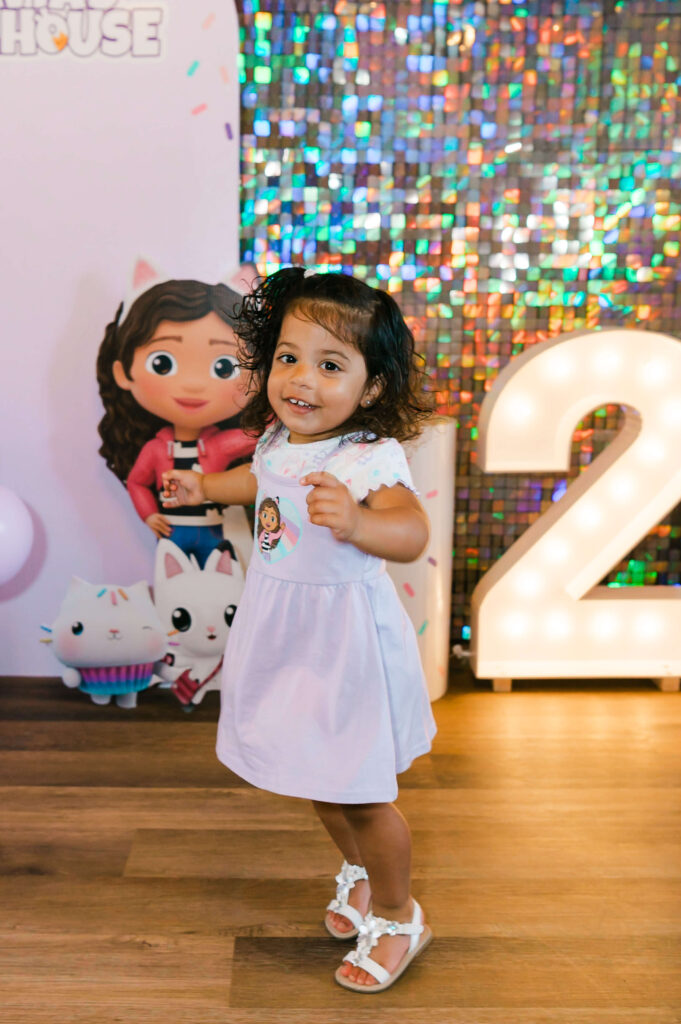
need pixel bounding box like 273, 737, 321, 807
324, 861, 369, 940
336, 898, 432, 993
344, 910, 418, 968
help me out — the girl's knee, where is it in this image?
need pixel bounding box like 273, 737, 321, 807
341, 801, 390, 823
312, 799, 343, 812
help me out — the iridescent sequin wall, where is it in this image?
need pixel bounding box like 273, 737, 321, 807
237, 0, 681, 644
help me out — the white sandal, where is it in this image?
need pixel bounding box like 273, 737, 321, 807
324, 861, 369, 940
335, 897, 432, 992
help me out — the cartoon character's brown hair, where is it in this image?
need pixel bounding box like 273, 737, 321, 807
97, 280, 244, 482
256, 497, 281, 538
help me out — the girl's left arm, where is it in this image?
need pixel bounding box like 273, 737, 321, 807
301, 471, 429, 563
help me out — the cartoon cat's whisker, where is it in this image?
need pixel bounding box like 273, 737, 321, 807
40, 625, 53, 633
39, 638, 53, 644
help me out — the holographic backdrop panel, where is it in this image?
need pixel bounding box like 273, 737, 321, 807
237, 0, 681, 643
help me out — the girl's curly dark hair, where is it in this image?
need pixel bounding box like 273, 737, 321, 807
236, 267, 433, 442
97, 280, 245, 483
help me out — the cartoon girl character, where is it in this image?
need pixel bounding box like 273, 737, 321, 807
257, 497, 285, 558
97, 276, 257, 568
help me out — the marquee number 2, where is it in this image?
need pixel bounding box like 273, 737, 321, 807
471, 329, 681, 692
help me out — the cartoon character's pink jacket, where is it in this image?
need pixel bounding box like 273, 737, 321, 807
126, 425, 256, 522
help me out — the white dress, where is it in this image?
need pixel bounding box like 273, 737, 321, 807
215, 425, 437, 803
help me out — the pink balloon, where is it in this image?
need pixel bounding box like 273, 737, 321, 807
0, 486, 34, 584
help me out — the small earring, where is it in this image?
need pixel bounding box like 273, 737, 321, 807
362, 399, 373, 408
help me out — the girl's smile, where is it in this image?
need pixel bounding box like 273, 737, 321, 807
268, 313, 380, 445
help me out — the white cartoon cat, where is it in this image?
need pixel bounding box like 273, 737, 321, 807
43, 578, 166, 708
153, 538, 245, 707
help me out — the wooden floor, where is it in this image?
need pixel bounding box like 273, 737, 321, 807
1, 671, 680, 1024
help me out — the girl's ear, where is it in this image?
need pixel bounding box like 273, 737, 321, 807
362, 376, 384, 408
113, 360, 133, 391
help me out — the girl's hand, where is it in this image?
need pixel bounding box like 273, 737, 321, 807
161, 469, 206, 508
145, 512, 173, 538
301, 471, 361, 543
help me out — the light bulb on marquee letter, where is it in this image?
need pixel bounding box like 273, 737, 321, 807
471, 329, 681, 691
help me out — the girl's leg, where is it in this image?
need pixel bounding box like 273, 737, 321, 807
338, 801, 422, 986
312, 801, 371, 934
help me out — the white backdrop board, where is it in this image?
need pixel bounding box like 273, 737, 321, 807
388, 418, 456, 701
0, 0, 241, 674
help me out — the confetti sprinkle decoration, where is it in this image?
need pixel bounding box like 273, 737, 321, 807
428, 557, 437, 567
425, 490, 439, 499
191, 104, 208, 116
418, 620, 429, 635
225, 122, 233, 140
220, 66, 230, 84
238, 0, 681, 642
403, 583, 415, 598
187, 60, 200, 77
203, 13, 216, 30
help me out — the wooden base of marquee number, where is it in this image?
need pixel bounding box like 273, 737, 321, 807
489, 677, 680, 693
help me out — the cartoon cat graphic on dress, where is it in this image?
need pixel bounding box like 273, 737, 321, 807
153, 538, 245, 707
44, 578, 166, 708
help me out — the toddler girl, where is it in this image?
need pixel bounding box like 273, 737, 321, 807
162, 267, 437, 992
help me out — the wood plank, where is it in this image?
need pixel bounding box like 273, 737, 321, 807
3, 876, 680, 939
1, 1007, 678, 1024
0, 830, 133, 877
0, 676, 220, 721
0, 932, 233, 1018
228, 935, 681, 1009
3, 785, 679, 830
123, 824, 681, 881
0, 749, 239, 788
0, 786, 317, 831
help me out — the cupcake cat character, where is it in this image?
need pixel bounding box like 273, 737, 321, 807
97, 276, 257, 568
161, 267, 436, 993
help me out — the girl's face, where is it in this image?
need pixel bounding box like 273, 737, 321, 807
267, 312, 381, 445
259, 506, 279, 531
113, 312, 249, 440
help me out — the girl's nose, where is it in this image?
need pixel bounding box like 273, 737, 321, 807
290, 362, 313, 387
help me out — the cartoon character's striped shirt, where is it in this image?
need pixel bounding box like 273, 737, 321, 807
157, 440, 223, 526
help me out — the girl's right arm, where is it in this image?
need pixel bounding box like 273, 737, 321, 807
161, 462, 258, 508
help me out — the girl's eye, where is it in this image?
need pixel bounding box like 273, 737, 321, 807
278, 353, 296, 364
211, 356, 241, 380
321, 361, 340, 372
145, 350, 177, 377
